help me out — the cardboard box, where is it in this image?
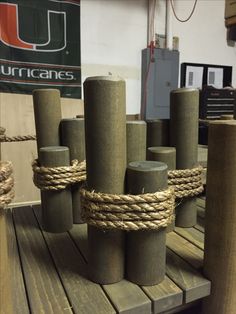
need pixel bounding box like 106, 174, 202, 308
225, 0, 236, 19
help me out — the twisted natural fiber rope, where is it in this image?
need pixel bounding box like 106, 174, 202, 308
0, 127, 36, 142
32, 159, 86, 191
168, 166, 204, 198
80, 187, 175, 231
0, 161, 14, 207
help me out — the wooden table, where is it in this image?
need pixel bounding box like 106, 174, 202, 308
5, 197, 209, 314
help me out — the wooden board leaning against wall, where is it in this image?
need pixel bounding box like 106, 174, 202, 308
0, 92, 84, 205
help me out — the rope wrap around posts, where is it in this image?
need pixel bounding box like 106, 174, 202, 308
80, 186, 175, 231
32, 159, 86, 191
0, 161, 14, 207
0, 127, 36, 142
168, 166, 204, 199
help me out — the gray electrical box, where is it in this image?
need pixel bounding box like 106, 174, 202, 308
141, 48, 179, 119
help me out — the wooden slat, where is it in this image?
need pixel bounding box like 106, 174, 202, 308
0, 211, 13, 314
194, 216, 205, 233
6, 210, 29, 314
13, 206, 73, 314
33, 205, 116, 314
70, 224, 183, 313
166, 249, 210, 303
174, 228, 204, 250
69, 224, 152, 314
197, 206, 205, 219
103, 280, 152, 314
166, 232, 203, 270
142, 276, 183, 314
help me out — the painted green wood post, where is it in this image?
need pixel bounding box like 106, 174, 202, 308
126, 121, 146, 164
146, 119, 169, 158
170, 88, 199, 227
147, 146, 176, 232
60, 118, 85, 223
39, 146, 73, 233
84, 76, 126, 284
126, 161, 168, 285
33, 89, 62, 153
203, 121, 236, 314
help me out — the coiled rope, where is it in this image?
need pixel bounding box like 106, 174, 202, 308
0, 161, 14, 207
80, 186, 175, 231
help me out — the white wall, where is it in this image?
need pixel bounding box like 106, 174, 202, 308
81, 0, 236, 114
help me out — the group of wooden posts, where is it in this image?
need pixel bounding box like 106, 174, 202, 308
32, 76, 236, 314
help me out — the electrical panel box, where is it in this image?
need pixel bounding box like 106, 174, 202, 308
141, 48, 179, 119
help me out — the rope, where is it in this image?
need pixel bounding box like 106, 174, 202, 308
170, 0, 198, 23
168, 166, 204, 198
0, 127, 36, 142
0, 161, 14, 207
32, 159, 86, 191
80, 187, 175, 231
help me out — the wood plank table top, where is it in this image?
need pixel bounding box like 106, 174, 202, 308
3, 199, 210, 314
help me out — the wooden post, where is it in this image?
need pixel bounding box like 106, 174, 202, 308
84, 76, 126, 284
147, 146, 176, 170
203, 121, 236, 314
33, 89, 62, 153
60, 118, 85, 223
126, 160, 168, 285
146, 119, 169, 158
170, 88, 199, 227
39, 146, 73, 233
126, 121, 146, 164
147, 146, 176, 232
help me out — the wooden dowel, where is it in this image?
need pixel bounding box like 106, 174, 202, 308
147, 146, 176, 232
60, 118, 85, 223
126, 121, 146, 164
33, 89, 62, 153
126, 161, 168, 285
203, 121, 236, 314
84, 76, 126, 284
220, 114, 234, 120
39, 146, 73, 233
170, 88, 199, 227
146, 119, 169, 158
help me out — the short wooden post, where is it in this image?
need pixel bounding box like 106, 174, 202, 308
60, 118, 85, 223
146, 119, 169, 158
33, 89, 62, 153
126, 121, 146, 164
147, 146, 176, 232
39, 146, 73, 233
126, 161, 168, 285
170, 88, 199, 227
84, 76, 126, 284
203, 121, 236, 314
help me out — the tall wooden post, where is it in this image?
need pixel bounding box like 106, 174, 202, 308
126, 161, 168, 285
146, 119, 169, 157
170, 88, 199, 227
126, 121, 146, 164
39, 147, 73, 233
60, 118, 85, 223
147, 146, 176, 232
203, 121, 236, 314
84, 76, 126, 284
33, 89, 62, 153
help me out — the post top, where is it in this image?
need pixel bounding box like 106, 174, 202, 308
85, 76, 124, 82
127, 161, 167, 172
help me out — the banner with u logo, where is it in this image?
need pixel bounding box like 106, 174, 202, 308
0, 0, 81, 98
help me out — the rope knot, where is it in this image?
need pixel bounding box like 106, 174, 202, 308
32, 159, 86, 191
